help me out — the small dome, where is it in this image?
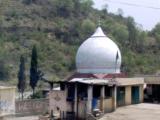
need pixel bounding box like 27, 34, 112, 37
76, 27, 121, 74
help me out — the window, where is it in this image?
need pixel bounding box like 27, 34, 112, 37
60, 83, 65, 91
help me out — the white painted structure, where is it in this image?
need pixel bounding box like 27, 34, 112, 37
76, 27, 121, 74
0, 86, 16, 117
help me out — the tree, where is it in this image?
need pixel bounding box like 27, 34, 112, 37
102, 4, 108, 14
53, 0, 74, 17
0, 60, 10, 80
17, 55, 26, 100
152, 23, 160, 47
112, 24, 129, 46
22, 0, 33, 5
136, 31, 147, 53
30, 45, 42, 95
117, 8, 123, 17
81, 19, 96, 38
80, 0, 93, 15
127, 17, 137, 49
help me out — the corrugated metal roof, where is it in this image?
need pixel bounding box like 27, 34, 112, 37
69, 78, 111, 85
68, 77, 144, 86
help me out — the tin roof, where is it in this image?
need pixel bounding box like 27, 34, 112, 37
68, 77, 144, 86
69, 78, 110, 85
66, 73, 127, 81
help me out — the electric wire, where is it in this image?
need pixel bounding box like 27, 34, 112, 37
105, 0, 160, 10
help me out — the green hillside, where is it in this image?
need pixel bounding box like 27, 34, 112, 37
0, 0, 160, 82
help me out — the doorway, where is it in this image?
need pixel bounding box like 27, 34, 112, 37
132, 86, 140, 104
117, 87, 125, 106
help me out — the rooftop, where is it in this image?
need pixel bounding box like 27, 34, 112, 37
68, 77, 144, 86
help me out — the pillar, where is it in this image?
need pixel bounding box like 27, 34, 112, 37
65, 84, 68, 97
125, 86, 131, 105
74, 84, 78, 116
100, 86, 105, 112
63, 84, 68, 118
140, 85, 144, 103
113, 85, 117, 110
87, 85, 93, 113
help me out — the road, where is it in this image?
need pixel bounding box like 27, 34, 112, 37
5, 116, 38, 120
100, 103, 160, 120
4, 103, 160, 120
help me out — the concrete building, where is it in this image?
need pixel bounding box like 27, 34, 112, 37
144, 76, 160, 102
49, 27, 144, 119
0, 86, 16, 118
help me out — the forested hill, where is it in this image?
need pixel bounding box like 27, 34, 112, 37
0, 0, 160, 82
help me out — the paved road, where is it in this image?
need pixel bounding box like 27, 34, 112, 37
6, 116, 39, 120
100, 103, 160, 120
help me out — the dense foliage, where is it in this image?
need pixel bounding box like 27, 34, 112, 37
0, 0, 160, 83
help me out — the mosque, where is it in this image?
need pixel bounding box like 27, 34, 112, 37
49, 26, 144, 119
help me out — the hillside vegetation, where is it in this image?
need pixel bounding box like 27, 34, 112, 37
0, 0, 160, 82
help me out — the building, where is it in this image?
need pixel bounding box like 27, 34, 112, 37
144, 76, 160, 102
0, 86, 16, 118
49, 27, 144, 119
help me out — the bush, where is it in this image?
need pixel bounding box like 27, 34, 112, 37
0, 61, 10, 80
30, 90, 44, 99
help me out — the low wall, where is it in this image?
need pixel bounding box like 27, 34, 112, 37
49, 90, 68, 112
78, 100, 87, 119
16, 98, 49, 116
104, 98, 113, 113
0, 86, 16, 117
49, 90, 73, 119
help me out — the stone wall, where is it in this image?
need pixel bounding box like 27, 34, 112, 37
49, 90, 68, 112
49, 90, 74, 119
16, 98, 49, 116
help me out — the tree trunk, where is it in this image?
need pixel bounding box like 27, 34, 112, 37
22, 92, 24, 100
50, 82, 54, 90
33, 88, 35, 96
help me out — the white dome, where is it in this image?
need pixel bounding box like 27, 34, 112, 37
76, 27, 122, 74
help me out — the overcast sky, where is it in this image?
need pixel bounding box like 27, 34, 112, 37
93, 0, 160, 30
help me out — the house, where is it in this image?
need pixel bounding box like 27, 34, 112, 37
144, 76, 160, 102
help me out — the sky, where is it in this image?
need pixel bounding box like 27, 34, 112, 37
93, 0, 160, 30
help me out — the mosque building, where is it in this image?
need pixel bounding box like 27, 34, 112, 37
49, 26, 144, 119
